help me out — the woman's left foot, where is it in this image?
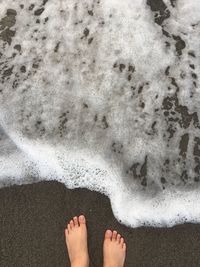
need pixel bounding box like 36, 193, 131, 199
65, 215, 89, 267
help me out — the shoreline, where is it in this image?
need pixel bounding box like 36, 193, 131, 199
1, 181, 200, 267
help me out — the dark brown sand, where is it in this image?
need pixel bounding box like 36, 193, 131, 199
1, 181, 200, 267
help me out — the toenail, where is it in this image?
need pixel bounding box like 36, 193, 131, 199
79, 215, 85, 222
105, 229, 112, 238
113, 230, 117, 236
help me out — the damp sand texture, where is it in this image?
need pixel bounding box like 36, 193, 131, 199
1, 181, 200, 267
0, 0, 200, 227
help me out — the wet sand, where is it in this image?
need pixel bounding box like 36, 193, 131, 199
1, 181, 200, 267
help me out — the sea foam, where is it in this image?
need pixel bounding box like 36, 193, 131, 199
0, 0, 200, 227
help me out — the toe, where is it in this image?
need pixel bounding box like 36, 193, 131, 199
105, 229, 112, 240
70, 219, 74, 229
79, 215, 86, 224
65, 228, 69, 237
117, 233, 121, 243
67, 223, 71, 232
73, 216, 79, 227
112, 230, 117, 241
120, 237, 124, 247
123, 243, 126, 251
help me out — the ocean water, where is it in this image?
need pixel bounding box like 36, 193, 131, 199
0, 0, 199, 227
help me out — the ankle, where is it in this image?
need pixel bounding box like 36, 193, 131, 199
71, 264, 86, 267
71, 257, 89, 267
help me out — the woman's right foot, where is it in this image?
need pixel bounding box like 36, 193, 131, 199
103, 229, 126, 267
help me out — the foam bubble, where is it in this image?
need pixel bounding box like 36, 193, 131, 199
0, 0, 200, 227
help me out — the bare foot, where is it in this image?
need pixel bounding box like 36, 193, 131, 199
103, 229, 126, 267
65, 215, 89, 267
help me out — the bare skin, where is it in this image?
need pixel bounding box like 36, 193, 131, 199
65, 215, 126, 267
103, 229, 126, 267
65, 215, 89, 267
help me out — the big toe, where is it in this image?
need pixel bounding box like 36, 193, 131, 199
79, 215, 86, 225
105, 229, 112, 240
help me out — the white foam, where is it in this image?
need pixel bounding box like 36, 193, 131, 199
0, 0, 200, 227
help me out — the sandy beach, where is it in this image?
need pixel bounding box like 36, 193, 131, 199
1, 181, 200, 267
1, 0, 200, 265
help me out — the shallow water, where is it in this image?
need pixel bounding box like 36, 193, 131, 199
0, 0, 200, 227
